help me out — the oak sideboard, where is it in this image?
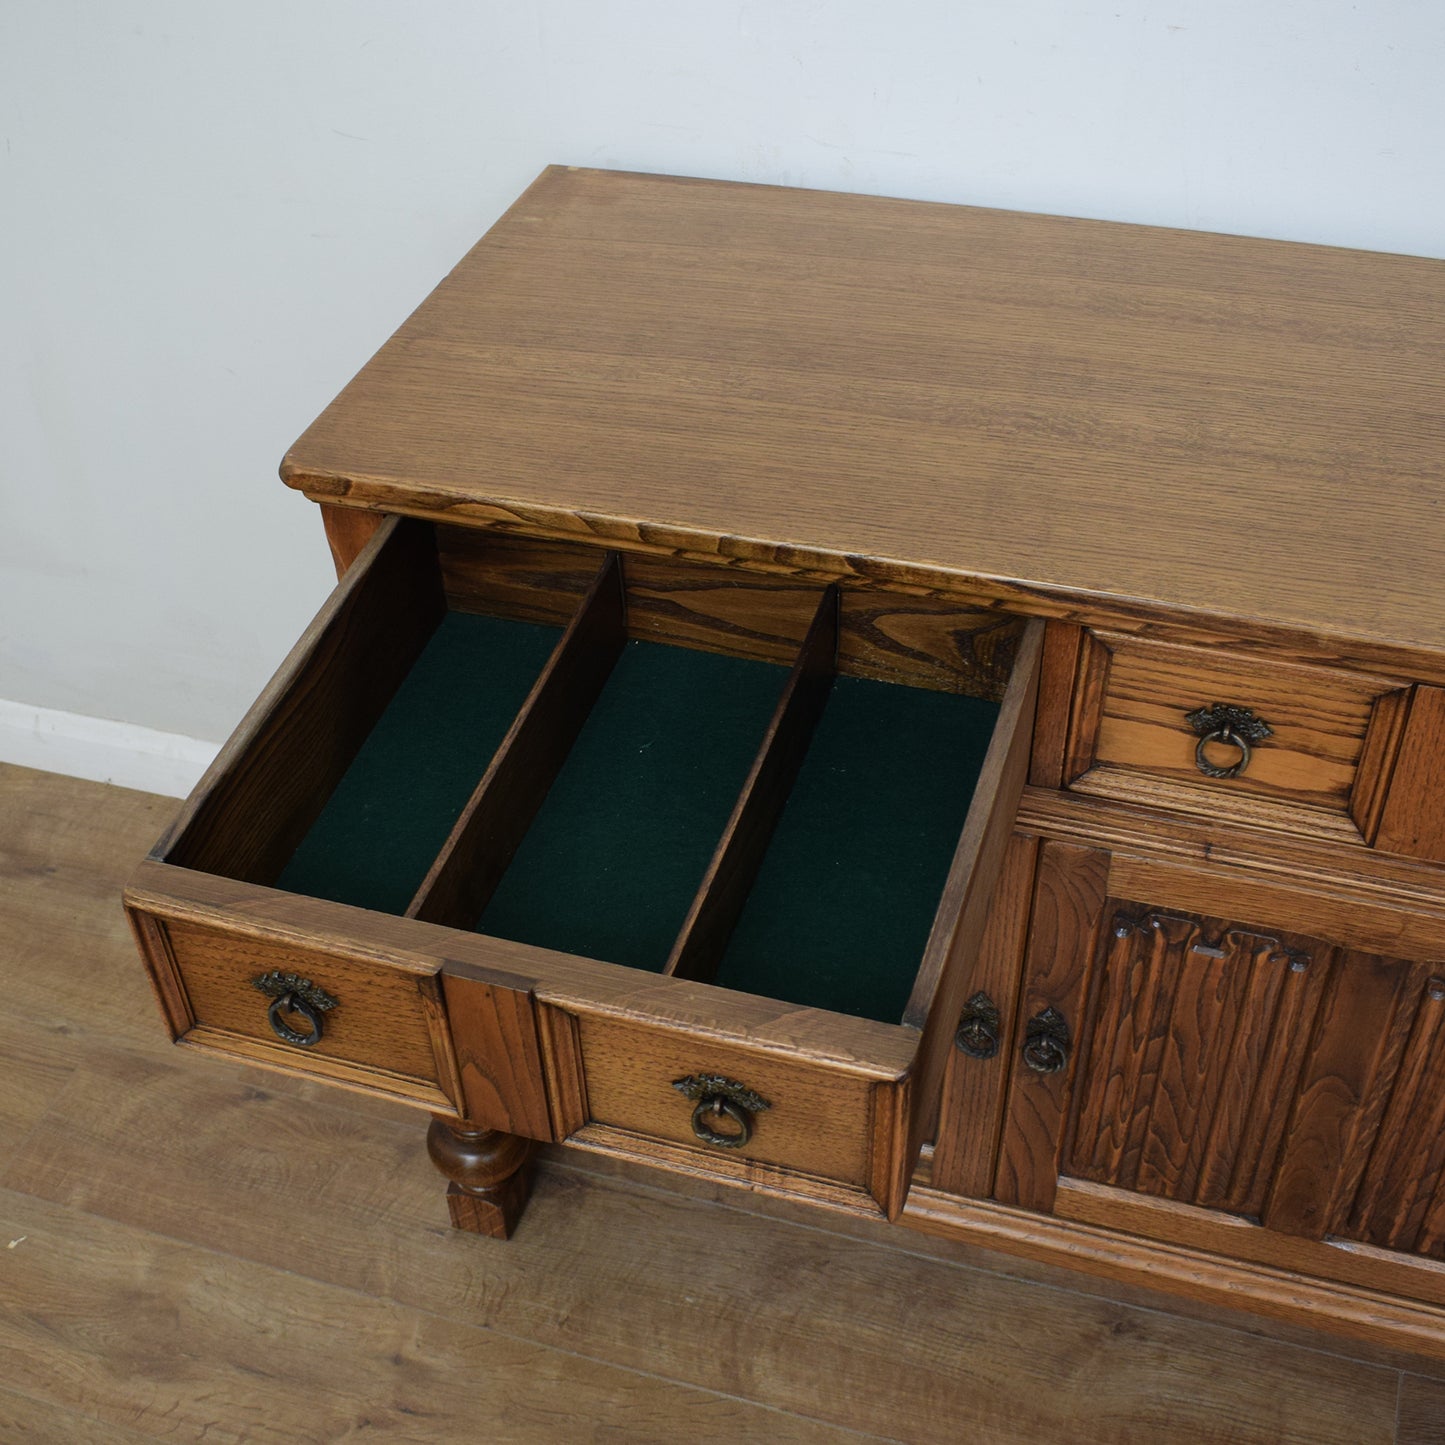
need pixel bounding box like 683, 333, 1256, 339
126, 166, 1445, 1361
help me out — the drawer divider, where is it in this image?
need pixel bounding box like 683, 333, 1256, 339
405, 552, 626, 929
665, 584, 839, 983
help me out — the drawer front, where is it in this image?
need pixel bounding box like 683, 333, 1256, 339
130, 908, 461, 1114
577, 1014, 874, 1185
1066, 630, 1408, 840
538, 1004, 897, 1209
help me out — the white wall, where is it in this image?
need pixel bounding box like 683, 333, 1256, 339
3, 2, 1442, 776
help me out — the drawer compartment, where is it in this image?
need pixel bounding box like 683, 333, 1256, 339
127, 515, 1040, 1213
1063, 630, 1409, 842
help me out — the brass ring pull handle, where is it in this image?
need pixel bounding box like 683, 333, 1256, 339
1185, 704, 1272, 780
690, 1096, 754, 1148
267, 993, 323, 1047
672, 1073, 771, 1151
956, 991, 1001, 1059
251, 971, 338, 1049
1022, 1006, 1071, 1074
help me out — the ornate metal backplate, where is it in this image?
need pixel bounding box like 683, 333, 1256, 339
671, 1074, 771, 1114
1184, 703, 1273, 746
672, 1074, 772, 1150
956, 990, 1002, 1059
1022, 1006, 1071, 1074
250, 971, 339, 1013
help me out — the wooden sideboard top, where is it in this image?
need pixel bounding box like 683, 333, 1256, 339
282, 166, 1445, 659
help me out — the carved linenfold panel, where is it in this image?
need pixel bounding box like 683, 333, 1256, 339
1336, 973, 1445, 1259
1065, 904, 1327, 1216
1061, 898, 1445, 1262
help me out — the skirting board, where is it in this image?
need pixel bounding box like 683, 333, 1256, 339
0, 698, 219, 798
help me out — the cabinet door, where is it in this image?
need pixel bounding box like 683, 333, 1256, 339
992, 841, 1445, 1261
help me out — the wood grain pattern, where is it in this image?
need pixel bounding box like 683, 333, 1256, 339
155, 914, 455, 1105
1376, 686, 1445, 863
908, 1185, 1445, 1370
1067, 910, 1195, 1189
1398, 1374, 1445, 1445
130, 854, 923, 1078
12, 763, 1442, 1432
993, 841, 1110, 1213
1070, 630, 1405, 833
1018, 786, 1445, 932
1064, 905, 1326, 1215
572, 1009, 876, 1195
0, 1190, 832, 1443
1028, 620, 1083, 787
1053, 1178, 1445, 1315
894, 619, 1044, 1214
534, 1000, 590, 1140
408, 552, 625, 929
282, 167, 1445, 664
441, 522, 1021, 693
1041, 875, 1445, 1263
929, 832, 1040, 1198
438, 526, 598, 624
125, 904, 193, 1040
1352, 685, 1416, 842
1264, 950, 1425, 1240
566, 1121, 890, 1218
427, 1118, 536, 1238
667, 586, 838, 982
835, 591, 1021, 701
439, 974, 553, 1140
320, 501, 384, 576
1061, 627, 1110, 786
162, 515, 444, 883
1108, 852, 1445, 966
1347, 976, 1445, 1257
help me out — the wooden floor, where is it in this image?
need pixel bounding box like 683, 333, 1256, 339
2, 763, 1443, 1444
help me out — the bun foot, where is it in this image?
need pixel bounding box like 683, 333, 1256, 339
427, 1117, 535, 1240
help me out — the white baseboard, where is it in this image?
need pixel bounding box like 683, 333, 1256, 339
0, 698, 220, 798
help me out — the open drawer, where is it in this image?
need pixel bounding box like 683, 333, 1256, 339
126, 516, 1041, 1218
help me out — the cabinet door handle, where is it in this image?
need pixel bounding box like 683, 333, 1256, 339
251, 971, 338, 1048
956, 991, 1002, 1059
1022, 1006, 1071, 1074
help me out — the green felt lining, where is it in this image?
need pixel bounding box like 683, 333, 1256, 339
273, 613, 998, 1024
712, 677, 999, 1023
476, 640, 788, 972
275, 611, 562, 915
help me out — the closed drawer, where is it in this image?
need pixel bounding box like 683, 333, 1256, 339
127, 514, 1041, 1216
1063, 630, 1410, 844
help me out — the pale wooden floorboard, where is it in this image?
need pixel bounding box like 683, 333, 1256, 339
0, 763, 1432, 1443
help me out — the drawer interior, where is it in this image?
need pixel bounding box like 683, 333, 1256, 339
165, 518, 1025, 1026
476, 638, 787, 973
276, 612, 562, 913
710, 675, 999, 1023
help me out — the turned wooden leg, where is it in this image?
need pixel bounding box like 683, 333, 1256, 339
426, 1117, 535, 1239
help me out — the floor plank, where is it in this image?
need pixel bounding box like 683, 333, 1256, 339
0, 1384, 156, 1445
0, 1015, 77, 1162
0, 1190, 869, 1445
7, 1040, 1401, 1445
0, 763, 1425, 1443
1399, 1375, 1445, 1445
